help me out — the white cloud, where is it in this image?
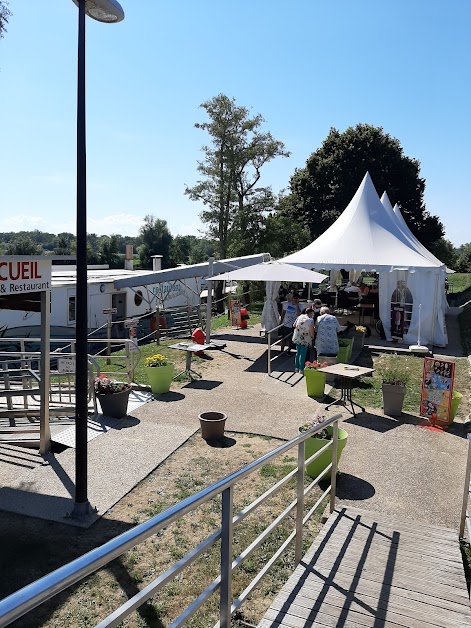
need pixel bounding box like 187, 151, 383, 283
88, 213, 144, 236
2, 215, 50, 231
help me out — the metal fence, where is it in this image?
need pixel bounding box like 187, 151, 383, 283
0, 414, 342, 627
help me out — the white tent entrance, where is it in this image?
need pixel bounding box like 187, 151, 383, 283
281, 173, 447, 347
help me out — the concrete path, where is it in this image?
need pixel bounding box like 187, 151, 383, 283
0, 307, 469, 530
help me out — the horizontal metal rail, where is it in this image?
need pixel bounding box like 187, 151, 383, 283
0, 414, 342, 627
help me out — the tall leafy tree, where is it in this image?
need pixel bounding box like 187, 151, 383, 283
286, 124, 444, 248
0, 1, 11, 40
6, 236, 43, 255
185, 94, 290, 259
54, 233, 74, 255
138, 215, 173, 270
99, 235, 120, 268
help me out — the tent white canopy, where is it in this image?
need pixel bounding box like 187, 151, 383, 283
207, 261, 327, 283
280, 173, 447, 346
282, 173, 445, 272
207, 262, 327, 331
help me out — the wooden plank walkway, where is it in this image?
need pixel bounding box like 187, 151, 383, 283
259, 505, 471, 627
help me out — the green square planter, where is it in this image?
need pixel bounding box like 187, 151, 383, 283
304, 368, 326, 397
302, 426, 348, 480
337, 338, 354, 363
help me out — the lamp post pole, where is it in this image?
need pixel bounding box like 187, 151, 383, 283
70, 0, 124, 518
73, 0, 89, 516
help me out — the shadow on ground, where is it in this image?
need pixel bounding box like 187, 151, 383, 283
343, 411, 429, 433
320, 473, 376, 501
183, 380, 222, 391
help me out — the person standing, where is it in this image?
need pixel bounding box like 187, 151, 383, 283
292, 306, 315, 372
315, 306, 341, 357
280, 292, 301, 353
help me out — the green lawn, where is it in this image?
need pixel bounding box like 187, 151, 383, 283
339, 351, 469, 419
448, 273, 471, 294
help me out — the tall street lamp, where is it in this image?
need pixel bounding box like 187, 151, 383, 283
71, 0, 124, 518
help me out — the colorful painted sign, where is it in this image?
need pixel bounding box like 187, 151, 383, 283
230, 299, 242, 328
420, 357, 455, 427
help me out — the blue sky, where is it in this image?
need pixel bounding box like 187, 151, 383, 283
1, 1, 470, 246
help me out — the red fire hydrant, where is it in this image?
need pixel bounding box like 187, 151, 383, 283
192, 327, 206, 356
240, 307, 250, 330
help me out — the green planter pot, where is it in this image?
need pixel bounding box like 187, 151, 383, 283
97, 388, 131, 419
304, 368, 326, 398
337, 338, 354, 364
450, 392, 462, 420
303, 426, 348, 480
146, 364, 174, 395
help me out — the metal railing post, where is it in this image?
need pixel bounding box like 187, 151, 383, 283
267, 331, 272, 376
220, 486, 233, 628
459, 434, 471, 538
295, 440, 305, 565
329, 421, 339, 513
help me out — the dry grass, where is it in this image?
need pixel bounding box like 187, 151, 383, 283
4, 433, 327, 628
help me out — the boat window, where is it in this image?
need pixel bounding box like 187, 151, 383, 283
68, 296, 76, 324
134, 290, 143, 307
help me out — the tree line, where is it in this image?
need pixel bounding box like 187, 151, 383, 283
0, 228, 218, 271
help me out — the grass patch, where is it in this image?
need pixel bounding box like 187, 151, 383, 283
335, 351, 469, 419
448, 273, 471, 294
8, 433, 327, 627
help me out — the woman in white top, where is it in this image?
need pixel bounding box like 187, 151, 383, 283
292, 306, 315, 373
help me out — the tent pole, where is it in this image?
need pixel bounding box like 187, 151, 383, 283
430, 272, 440, 349
205, 257, 214, 343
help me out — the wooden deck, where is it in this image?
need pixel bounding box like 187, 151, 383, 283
259, 505, 471, 627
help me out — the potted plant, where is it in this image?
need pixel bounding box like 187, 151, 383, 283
299, 416, 348, 480
94, 375, 132, 419
145, 353, 175, 395
304, 361, 328, 398
379, 357, 410, 417
354, 325, 366, 350
337, 338, 354, 363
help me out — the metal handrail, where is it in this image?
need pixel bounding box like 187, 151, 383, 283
0, 338, 140, 385
0, 414, 342, 627
459, 434, 471, 540
260, 323, 291, 375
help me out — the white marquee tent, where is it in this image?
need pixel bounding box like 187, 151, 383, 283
281, 173, 448, 346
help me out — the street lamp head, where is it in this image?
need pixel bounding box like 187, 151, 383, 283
72, 0, 125, 23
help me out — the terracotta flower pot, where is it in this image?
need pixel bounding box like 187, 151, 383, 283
199, 412, 227, 440
146, 364, 174, 395
97, 388, 131, 419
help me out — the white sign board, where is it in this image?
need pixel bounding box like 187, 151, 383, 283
0, 257, 52, 295
58, 356, 76, 374
124, 318, 139, 328
103, 308, 118, 315
129, 339, 139, 352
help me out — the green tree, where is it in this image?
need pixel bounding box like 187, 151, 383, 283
99, 235, 120, 268
6, 236, 44, 255
185, 94, 290, 260
0, 1, 11, 40
286, 124, 444, 248
54, 233, 74, 255
138, 215, 173, 269
427, 238, 457, 269
455, 244, 471, 273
